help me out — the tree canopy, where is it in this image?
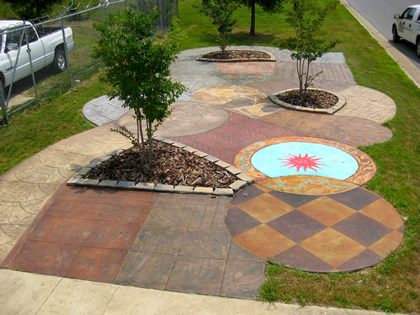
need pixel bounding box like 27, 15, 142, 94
92, 9, 185, 168
4, 0, 63, 20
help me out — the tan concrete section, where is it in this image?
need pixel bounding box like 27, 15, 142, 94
337, 85, 397, 124
192, 85, 279, 118
341, 0, 420, 88
38, 278, 119, 315
0, 126, 131, 263
0, 269, 61, 315
117, 101, 229, 137
0, 269, 394, 315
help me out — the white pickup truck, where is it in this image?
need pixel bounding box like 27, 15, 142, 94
392, 4, 420, 57
0, 20, 74, 93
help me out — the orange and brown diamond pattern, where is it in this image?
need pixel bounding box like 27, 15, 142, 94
226, 184, 404, 272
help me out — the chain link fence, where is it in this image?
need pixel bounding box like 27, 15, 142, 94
0, 0, 178, 123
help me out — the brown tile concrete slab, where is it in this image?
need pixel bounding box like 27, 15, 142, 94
226, 184, 403, 272
213, 61, 276, 74
65, 247, 126, 283
169, 111, 305, 165
6, 187, 157, 282
259, 110, 393, 148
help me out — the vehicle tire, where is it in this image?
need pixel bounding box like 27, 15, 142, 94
0, 77, 6, 105
392, 25, 400, 43
53, 50, 67, 73
417, 38, 420, 58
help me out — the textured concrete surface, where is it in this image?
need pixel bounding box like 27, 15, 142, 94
0, 43, 403, 314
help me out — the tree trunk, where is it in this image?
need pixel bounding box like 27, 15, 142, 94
250, 1, 256, 36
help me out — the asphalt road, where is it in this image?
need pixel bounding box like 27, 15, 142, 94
347, 0, 420, 68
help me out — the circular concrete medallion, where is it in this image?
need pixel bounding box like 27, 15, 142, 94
234, 137, 376, 186
259, 175, 359, 195
226, 184, 404, 272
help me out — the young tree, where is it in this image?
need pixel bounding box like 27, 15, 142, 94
277, 0, 339, 96
240, 0, 284, 36
4, 0, 63, 20
92, 9, 185, 171
194, 0, 240, 54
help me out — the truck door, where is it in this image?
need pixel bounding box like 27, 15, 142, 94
25, 26, 45, 72
3, 26, 30, 84
399, 7, 416, 42
2, 24, 44, 85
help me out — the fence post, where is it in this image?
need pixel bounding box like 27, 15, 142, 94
24, 23, 39, 100
60, 17, 72, 88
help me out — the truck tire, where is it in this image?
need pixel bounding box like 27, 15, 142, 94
0, 77, 6, 106
392, 25, 400, 43
53, 50, 67, 73
417, 38, 420, 58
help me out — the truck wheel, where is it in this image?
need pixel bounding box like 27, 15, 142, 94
392, 25, 400, 43
417, 39, 420, 58
53, 50, 67, 73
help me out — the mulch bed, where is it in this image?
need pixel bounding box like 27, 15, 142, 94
86, 141, 236, 188
201, 50, 271, 60
276, 89, 338, 109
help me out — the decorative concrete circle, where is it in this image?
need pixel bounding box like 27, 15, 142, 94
259, 175, 359, 195
234, 137, 376, 186
226, 183, 404, 272
251, 141, 359, 180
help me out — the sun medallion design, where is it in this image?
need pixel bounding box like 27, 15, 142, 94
279, 153, 325, 172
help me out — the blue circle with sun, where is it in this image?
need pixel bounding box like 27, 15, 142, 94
251, 142, 359, 180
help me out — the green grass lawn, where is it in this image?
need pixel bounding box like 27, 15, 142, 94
1, 0, 419, 312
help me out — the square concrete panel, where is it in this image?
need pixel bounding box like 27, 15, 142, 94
65, 247, 127, 283
220, 260, 265, 299
7, 241, 81, 276
85, 222, 140, 250
131, 225, 187, 255
178, 229, 231, 259
166, 256, 226, 295
115, 252, 176, 289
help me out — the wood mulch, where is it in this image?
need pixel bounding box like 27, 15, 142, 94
86, 141, 236, 188
201, 50, 271, 60
276, 89, 338, 109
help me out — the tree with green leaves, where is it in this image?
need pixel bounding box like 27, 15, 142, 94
4, 0, 63, 20
92, 9, 185, 171
277, 0, 339, 95
194, 0, 240, 54
240, 0, 285, 36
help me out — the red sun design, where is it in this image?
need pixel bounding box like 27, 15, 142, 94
279, 153, 325, 172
